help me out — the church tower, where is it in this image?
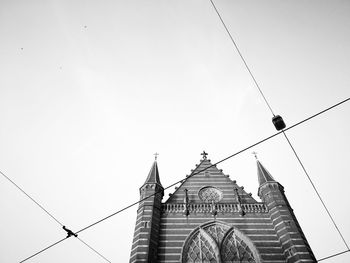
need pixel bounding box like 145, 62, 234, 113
130, 160, 164, 262
257, 160, 316, 262
130, 153, 316, 262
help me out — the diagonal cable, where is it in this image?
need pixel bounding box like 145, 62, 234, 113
0, 171, 64, 226
0, 171, 112, 263
282, 131, 350, 250
208, 0, 349, 251
19, 238, 67, 263
317, 249, 350, 262
77, 237, 112, 263
209, 0, 275, 116
19, 97, 349, 262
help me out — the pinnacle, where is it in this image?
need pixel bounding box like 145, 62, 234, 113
143, 161, 162, 186
257, 160, 276, 186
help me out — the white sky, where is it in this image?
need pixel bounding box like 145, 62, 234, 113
0, 0, 349, 262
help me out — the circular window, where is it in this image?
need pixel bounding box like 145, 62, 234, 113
198, 186, 223, 203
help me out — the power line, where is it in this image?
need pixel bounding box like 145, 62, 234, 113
78, 237, 112, 263
19, 238, 67, 263
208, 0, 349, 252
208, 0, 275, 116
0, 171, 112, 263
282, 131, 350, 250
19, 235, 112, 263
0, 170, 64, 226
317, 249, 350, 262
19, 97, 349, 262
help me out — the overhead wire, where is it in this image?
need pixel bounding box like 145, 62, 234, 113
208, 0, 349, 252
77, 237, 112, 263
11, 2, 350, 260
19, 238, 67, 263
77, 99, 349, 234
282, 132, 350, 251
317, 249, 350, 262
208, 0, 275, 116
19, 97, 350, 263
0, 171, 112, 263
0, 171, 64, 226
2, 1, 347, 262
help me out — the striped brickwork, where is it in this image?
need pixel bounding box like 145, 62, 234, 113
129, 157, 316, 263
130, 183, 163, 263
259, 182, 316, 262
167, 159, 256, 204
157, 212, 287, 262
158, 159, 286, 262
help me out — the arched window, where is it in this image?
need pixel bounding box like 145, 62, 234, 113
185, 229, 219, 262
182, 222, 260, 263
221, 229, 256, 262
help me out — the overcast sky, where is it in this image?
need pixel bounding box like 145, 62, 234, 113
1, 0, 349, 262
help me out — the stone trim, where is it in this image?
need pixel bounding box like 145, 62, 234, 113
162, 202, 267, 214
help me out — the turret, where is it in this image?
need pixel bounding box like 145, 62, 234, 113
257, 159, 316, 262
129, 159, 164, 263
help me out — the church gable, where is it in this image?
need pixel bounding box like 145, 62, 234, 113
166, 158, 257, 204
130, 153, 316, 263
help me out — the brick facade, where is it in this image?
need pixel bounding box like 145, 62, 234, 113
130, 155, 316, 262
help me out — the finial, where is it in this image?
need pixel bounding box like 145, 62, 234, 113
252, 151, 258, 160
201, 151, 208, 160
154, 152, 159, 161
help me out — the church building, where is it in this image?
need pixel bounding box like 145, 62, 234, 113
130, 152, 316, 262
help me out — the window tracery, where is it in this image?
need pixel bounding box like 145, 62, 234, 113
182, 223, 259, 263
198, 187, 223, 203
205, 224, 229, 245
185, 231, 218, 262
221, 230, 256, 262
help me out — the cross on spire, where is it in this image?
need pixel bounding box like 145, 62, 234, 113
201, 151, 208, 160
154, 152, 159, 161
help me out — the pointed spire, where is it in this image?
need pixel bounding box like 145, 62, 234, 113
257, 160, 275, 186
143, 160, 162, 186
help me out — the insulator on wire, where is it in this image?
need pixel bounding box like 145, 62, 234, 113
272, 115, 286, 131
